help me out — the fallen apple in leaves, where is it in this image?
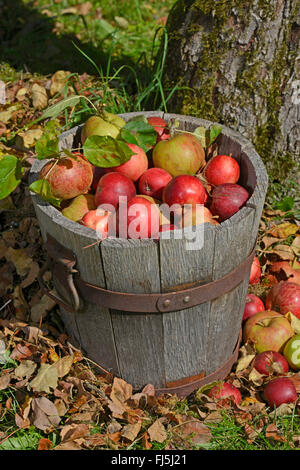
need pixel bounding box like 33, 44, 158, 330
243, 310, 294, 353
253, 350, 289, 376
265, 281, 300, 318
263, 376, 298, 409
283, 334, 300, 370
208, 381, 241, 406
243, 294, 265, 322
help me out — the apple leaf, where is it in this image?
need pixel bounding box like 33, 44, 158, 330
39, 95, 82, 121
83, 135, 134, 167
0, 155, 24, 200
29, 179, 62, 207
120, 116, 157, 152
208, 125, 222, 146
193, 125, 222, 148
35, 120, 60, 160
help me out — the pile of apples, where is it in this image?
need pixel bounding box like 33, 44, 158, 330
206, 264, 300, 409
39, 113, 251, 239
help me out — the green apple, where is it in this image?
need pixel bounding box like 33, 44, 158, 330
152, 133, 206, 177
62, 194, 96, 222
283, 334, 300, 370
81, 113, 126, 144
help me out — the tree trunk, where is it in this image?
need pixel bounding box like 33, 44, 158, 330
163, 0, 300, 180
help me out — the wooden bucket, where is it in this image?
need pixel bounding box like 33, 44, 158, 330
29, 112, 268, 397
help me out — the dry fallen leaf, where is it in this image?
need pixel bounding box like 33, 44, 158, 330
173, 415, 212, 446
5, 247, 32, 277
15, 128, 44, 151
0, 373, 11, 390
148, 418, 167, 443
29, 363, 58, 393
14, 360, 37, 380
265, 423, 287, 442
121, 422, 141, 442
31, 397, 61, 431
30, 294, 57, 323
50, 70, 70, 97
38, 438, 53, 450
54, 354, 74, 378
31, 84, 48, 110
285, 312, 300, 334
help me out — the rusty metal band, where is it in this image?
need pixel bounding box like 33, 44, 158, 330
153, 329, 242, 397
38, 233, 256, 314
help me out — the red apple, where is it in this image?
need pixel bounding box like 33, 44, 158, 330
243, 294, 265, 321
108, 143, 148, 181
204, 154, 240, 186
152, 133, 205, 177
81, 208, 113, 239
208, 382, 242, 406
249, 256, 261, 285
163, 175, 207, 208
253, 351, 289, 375
263, 377, 298, 409
39, 153, 93, 200
243, 310, 294, 353
138, 168, 172, 200
210, 183, 249, 222
117, 196, 160, 239
283, 334, 300, 370
147, 116, 170, 142
265, 281, 300, 318
95, 172, 136, 210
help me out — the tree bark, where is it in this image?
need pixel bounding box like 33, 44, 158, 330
163, 0, 300, 180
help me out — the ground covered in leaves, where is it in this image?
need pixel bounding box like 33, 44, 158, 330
0, 0, 300, 452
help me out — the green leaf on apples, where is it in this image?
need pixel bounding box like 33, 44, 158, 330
193, 125, 222, 148
83, 135, 134, 167
119, 116, 157, 152
39, 95, 82, 121
35, 120, 60, 160
208, 125, 222, 146
0, 155, 24, 200
193, 127, 207, 148
29, 179, 62, 207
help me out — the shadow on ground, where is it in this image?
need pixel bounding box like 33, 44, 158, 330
0, 0, 139, 79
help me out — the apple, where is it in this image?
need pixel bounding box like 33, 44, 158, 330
163, 175, 207, 207
180, 205, 219, 228
243, 294, 265, 322
208, 382, 242, 406
265, 281, 300, 318
95, 172, 136, 210
108, 143, 148, 181
138, 168, 172, 200
283, 334, 300, 370
210, 183, 250, 222
117, 196, 160, 239
138, 195, 171, 226
39, 153, 93, 200
243, 310, 294, 353
204, 154, 240, 186
147, 116, 170, 142
81, 112, 125, 144
263, 377, 298, 409
152, 133, 205, 177
81, 208, 113, 239
253, 351, 289, 375
249, 256, 261, 285
61, 194, 96, 222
